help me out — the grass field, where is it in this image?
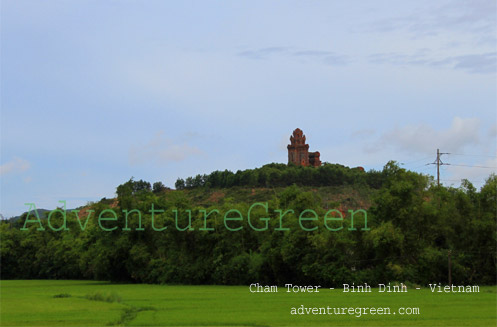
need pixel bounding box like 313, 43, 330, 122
1, 280, 496, 326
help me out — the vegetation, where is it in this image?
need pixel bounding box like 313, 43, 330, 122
1, 280, 496, 326
1, 162, 496, 286
84, 291, 122, 303
174, 162, 379, 189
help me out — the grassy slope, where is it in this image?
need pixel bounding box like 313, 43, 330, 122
2, 280, 496, 326
182, 184, 375, 209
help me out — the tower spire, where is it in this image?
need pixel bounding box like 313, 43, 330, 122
287, 128, 321, 167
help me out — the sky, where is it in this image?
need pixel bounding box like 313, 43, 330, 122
1, 0, 496, 218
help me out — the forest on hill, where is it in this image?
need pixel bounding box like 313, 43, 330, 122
1, 162, 496, 286
173, 162, 378, 190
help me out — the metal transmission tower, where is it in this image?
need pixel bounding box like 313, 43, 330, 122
428, 149, 450, 186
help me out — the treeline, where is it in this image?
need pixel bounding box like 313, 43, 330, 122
1, 162, 496, 286
174, 163, 383, 189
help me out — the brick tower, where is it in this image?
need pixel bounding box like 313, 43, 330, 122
287, 128, 321, 167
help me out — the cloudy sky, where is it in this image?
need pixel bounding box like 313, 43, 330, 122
1, 0, 496, 217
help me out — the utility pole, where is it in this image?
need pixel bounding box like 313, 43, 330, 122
448, 250, 452, 286
437, 149, 440, 186
430, 149, 449, 186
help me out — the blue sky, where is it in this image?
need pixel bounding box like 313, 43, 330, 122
1, 0, 496, 217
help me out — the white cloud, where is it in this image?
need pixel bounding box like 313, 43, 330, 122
369, 51, 497, 74
367, 0, 496, 43
0, 157, 31, 176
129, 131, 203, 165
375, 117, 481, 154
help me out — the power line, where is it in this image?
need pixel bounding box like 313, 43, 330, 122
424, 149, 496, 186
445, 163, 496, 169
411, 163, 432, 170
440, 179, 486, 183
449, 153, 497, 158
400, 156, 433, 166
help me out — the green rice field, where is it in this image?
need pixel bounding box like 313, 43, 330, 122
1, 280, 496, 326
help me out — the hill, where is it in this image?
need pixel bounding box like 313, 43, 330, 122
1, 161, 495, 286
5, 209, 51, 223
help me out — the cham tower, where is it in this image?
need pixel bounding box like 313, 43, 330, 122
287, 128, 321, 167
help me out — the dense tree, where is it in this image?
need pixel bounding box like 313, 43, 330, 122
1, 164, 495, 286
173, 163, 381, 190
